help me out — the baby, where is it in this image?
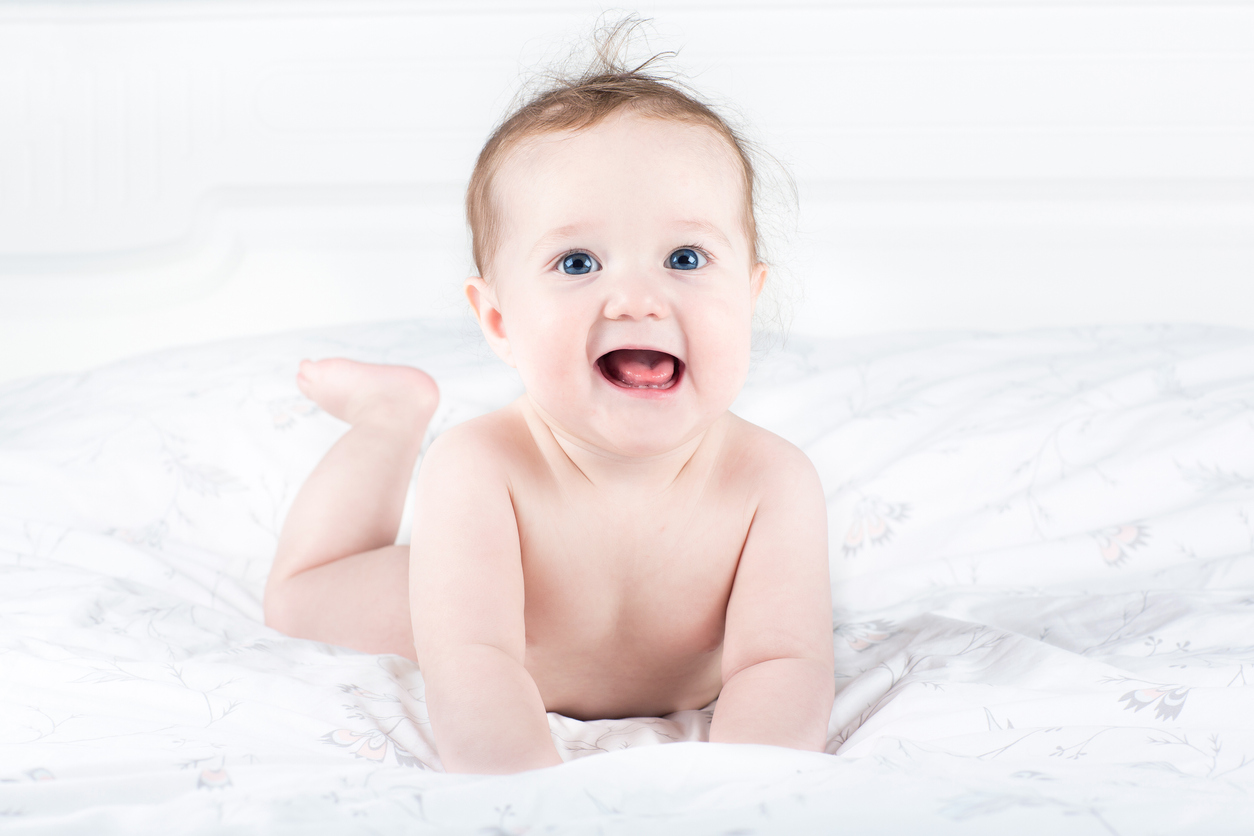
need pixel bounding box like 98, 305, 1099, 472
264, 42, 835, 774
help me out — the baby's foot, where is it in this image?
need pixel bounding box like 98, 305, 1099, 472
296, 358, 439, 431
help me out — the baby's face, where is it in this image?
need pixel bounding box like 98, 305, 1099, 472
469, 110, 766, 457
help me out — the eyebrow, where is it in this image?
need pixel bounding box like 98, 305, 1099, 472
530, 224, 585, 258
529, 219, 733, 258
673, 220, 733, 250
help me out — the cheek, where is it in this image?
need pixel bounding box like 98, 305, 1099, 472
688, 295, 754, 392
714, 330, 753, 388
504, 293, 588, 386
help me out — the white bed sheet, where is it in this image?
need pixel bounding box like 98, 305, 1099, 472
2, 320, 1254, 833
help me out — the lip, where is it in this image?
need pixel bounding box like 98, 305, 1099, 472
595, 347, 685, 397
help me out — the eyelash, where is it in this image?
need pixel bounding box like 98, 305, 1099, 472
554, 244, 713, 271
674, 244, 712, 265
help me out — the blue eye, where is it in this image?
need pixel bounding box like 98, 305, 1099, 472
560, 251, 600, 275
668, 247, 706, 270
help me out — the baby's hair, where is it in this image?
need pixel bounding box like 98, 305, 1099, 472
466, 15, 781, 283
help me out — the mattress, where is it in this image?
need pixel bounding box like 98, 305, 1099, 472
2, 319, 1253, 833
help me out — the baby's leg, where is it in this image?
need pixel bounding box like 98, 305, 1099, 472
264, 358, 438, 661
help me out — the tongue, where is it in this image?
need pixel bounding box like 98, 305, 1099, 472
603, 349, 675, 388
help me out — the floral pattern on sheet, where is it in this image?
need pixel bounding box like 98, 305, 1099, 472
1117, 683, 1190, 720
840, 495, 910, 558
323, 682, 436, 768
1091, 522, 1151, 566
1, 320, 1254, 833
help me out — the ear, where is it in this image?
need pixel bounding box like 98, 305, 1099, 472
465, 275, 515, 367
750, 262, 769, 310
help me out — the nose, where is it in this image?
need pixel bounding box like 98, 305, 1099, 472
601, 268, 671, 321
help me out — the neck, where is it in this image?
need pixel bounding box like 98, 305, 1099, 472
519, 396, 722, 493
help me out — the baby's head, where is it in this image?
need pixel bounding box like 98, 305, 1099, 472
465, 27, 774, 458
467, 59, 763, 279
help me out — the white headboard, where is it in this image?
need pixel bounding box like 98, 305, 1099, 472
2, 0, 1252, 382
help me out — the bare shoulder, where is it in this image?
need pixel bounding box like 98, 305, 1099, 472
719, 413, 822, 498
420, 399, 534, 476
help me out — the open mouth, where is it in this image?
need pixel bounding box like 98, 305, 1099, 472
597, 349, 683, 390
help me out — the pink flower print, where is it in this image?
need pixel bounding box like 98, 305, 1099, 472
842, 497, 910, 558
1119, 686, 1188, 721
197, 766, 232, 790
196, 755, 231, 790
321, 726, 423, 767
270, 396, 319, 430
835, 620, 897, 652
324, 728, 396, 763
1093, 523, 1150, 567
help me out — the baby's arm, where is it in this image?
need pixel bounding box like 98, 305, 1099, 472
709, 441, 834, 751
409, 427, 563, 774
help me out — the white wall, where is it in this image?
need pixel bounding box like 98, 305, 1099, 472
2, 0, 1253, 383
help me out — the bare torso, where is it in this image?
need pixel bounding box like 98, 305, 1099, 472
481, 401, 760, 720
270, 357, 834, 775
